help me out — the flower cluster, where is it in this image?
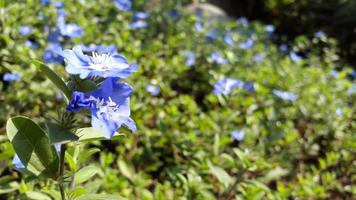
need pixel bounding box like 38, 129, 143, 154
58, 45, 137, 138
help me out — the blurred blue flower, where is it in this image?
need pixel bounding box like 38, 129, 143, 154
130, 20, 148, 29
243, 82, 255, 92
224, 33, 234, 46
236, 17, 248, 27
205, 30, 218, 42
57, 16, 83, 38
330, 70, 339, 77
81, 44, 118, 54
146, 84, 160, 96
279, 44, 288, 52
68, 78, 136, 138
48, 30, 61, 43
211, 52, 227, 65
213, 78, 244, 95
254, 54, 265, 63
240, 39, 254, 49
58, 45, 137, 79
40, 0, 50, 6
289, 52, 302, 62
12, 155, 25, 169
273, 90, 297, 101
43, 43, 63, 63
57, 8, 67, 17
185, 51, 195, 67
168, 9, 180, 19
24, 40, 38, 49
54, 1, 64, 8
315, 31, 325, 38
19, 26, 33, 36
265, 25, 275, 33
347, 84, 356, 95
336, 108, 343, 116
114, 0, 132, 11
133, 12, 150, 20
3, 72, 21, 82
231, 130, 244, 142
351, 70, 356, 78
195, 9, 203, 32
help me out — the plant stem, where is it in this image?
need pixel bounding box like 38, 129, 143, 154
59, 144, 67, 200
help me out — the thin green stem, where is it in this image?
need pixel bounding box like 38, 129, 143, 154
59, 144, 67, 200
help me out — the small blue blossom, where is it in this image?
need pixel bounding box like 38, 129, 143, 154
205, 30, 218, 42
54, 1, 64, 8
68, 78, 136, 138
185, 51, 195, 67
330, 70, 339, 78
236, 17, 248, 27
57, 8, 67, 17
273, 90, 297, 101
231, 130, 244, 142
19, 26, 33, 36
3, 72, 21, 82
12, 155, 25, 169
168, 9, 180, 19
351, 70, 356, 78
195, 9, 203, 32
224, 33, 235, 46
131, 12, 149, 29
211, 52, 227, 65
48, 30, 61, 43
133, 12, 150, 20
213, 79, 244, 95
279, 44, 288, 52
114, 0, 132, 11
315, 31, 325, 38
289, 52, 302, 62
58, 45, 137, 79
57, 16, 83, 38
24, 40, 38, 49
336, 108, 343, 116
43, 43, 63, 63
243, 82, 255, 92
265, 25, 275, 33
81, 44, 118, 54
240, 39, 254, 49
254, 54, 265, 63
146, 84, 160, 96
40, 0, 51, 6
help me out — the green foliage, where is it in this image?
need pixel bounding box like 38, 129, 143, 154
0, 0, 355, 199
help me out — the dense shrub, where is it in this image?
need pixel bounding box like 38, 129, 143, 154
0, 0, 355, 199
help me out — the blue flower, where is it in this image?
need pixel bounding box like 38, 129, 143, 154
330, 70, 339, 77
130, 12, 149, 29
273, 90, 297, 101
57, 16, 83, 38
81, 44, 118, 54
12, 155, 25, 169
168, 9, 180, 19
43, 43, 63, 63
3, 72, 21, 82
279, 44, 288, 52
19, 26, 33, 36
240, 39, 254, 49
315, 31, 325, 38
211, 52, 227, 65
195, 9, 203, 32
133, 12, 150, 20
185, 51, 195, 67
40, 0, 50, 6
68, 78, 136, 138
243, 82, 255, 92
254, 54, 265, 63
205, 30, 218, 42
54, 1, 64, 8
146, 84, 160, 96
336, 108, 342, 116
231, 130, 244, 142
213, 79, 244, 95
58, 45, 137, 79
265, 25, 275, 33
236, 17, 248, 27
289, 52, 302, 62
224, 33, 234, 46
114, 0, 132, 11
24, 40, 38, 49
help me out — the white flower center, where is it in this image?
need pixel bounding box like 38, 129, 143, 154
94, 97, 121, 121
88, 52, 113, 71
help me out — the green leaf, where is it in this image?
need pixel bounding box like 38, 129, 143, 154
74, 76, 97, 93
117, 160, 133, 180
25, 191, 52, 200
208, 162, 234, 188
32, 60, 71, 101
74, 165, 101, 185
46, 121, 79, 144
76, 127, 124, 142
77, 194, 126, 200
6, 116, 59, 178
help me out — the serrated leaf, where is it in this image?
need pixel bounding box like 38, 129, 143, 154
74, 166, 101, 184
6, 116, 59, 178
32, 60, 71, 101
